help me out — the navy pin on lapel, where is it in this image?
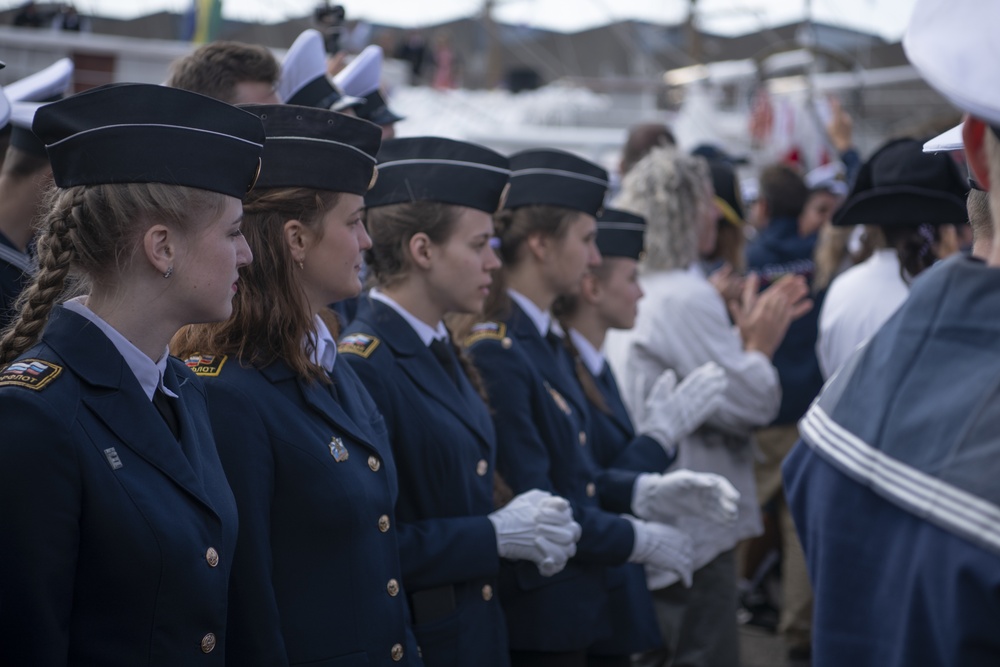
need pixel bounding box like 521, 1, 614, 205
329, 436, 349, 462
103, 447, 123, 470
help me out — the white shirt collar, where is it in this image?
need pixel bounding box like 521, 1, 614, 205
569, 327, 605, 377
307, 314, 338, 372
507, 288, 552, 337
63, 297, 175, 401
369, 289, 449, 346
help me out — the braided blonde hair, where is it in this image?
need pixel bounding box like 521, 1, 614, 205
0, 182, 227, 363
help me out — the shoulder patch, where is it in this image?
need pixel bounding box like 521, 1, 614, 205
465, 321, 508, 347
338, 333, 381, 358
185, 353, 228, 377
0, 358, 63, 390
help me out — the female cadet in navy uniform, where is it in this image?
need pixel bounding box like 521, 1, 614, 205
171, 105, 420, 666
0, 84, 264, 665
339, 137, 582, 667
463, 150, 733, 667
552, 209, 738, 666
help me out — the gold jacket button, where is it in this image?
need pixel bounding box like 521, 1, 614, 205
200, 633, 217, 653
205, 547, 219, 568
482, 584, 493, 601
501, 337, 513, 349
387, 578, 399, 597
586, 482, 596, 497
476, 459, 488, 476
368, 455, 381, 472
578, 431, 587, 446
391, 643, 404, 661
378, 514, 391, 532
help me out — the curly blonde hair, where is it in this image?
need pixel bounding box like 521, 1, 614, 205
614, 146, 710, 272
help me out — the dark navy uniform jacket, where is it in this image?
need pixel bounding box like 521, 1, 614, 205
466, 301, 640, 652
192, 349, 422, 666
341, 298, 509, 667
785, 255, 1000, 667
0, 230, 32, 328
0, 306, 237, 666
572, 355, 668, 656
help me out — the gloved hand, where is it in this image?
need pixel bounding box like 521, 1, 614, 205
625, 516, 694, 587
631, 470, 740, 525
489, 489, 582, 576
637, 362, 728, 452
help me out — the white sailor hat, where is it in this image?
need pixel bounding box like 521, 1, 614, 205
505, 149, 609, 217
279, 30, 363, 111
333, 44, 382, 97
922, 123, 964, 154
35, 83, 265, 198
804, 162, 849, 197
0, 87, 9, 130
5, 58, 73, 103
9, 101, 45, 156
367, 137, 509, 212
904, 0, 1000, 130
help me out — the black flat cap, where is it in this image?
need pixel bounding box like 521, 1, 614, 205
366, 136, 509, 213
242, 104, 380, 195
34, 83, 265, 199
597, 208, 645, 260
505, 149, 608, 217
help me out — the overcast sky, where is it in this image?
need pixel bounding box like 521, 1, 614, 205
7, 0, 917, 40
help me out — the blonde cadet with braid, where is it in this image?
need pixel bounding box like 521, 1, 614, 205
0, 84, 264, 665
339, 137, 581, 667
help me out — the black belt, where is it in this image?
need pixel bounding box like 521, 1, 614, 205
409, 585, 457, 625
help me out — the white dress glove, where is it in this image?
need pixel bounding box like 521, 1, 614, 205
625, 516, 694, 587
637, 362, 728, 452
631, 470, 741, 525
489, 489, 582, 576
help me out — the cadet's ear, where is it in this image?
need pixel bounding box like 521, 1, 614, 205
579, 270, 602, 305
143, 224, 174, 277
525, 231, 551, 262
964, 115, 991, 192
408, 232, 434, 271
284, 219, 312, 265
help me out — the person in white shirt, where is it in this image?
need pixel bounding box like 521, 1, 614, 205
816, 137, 968, 379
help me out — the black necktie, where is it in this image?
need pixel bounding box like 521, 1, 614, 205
153, 388, 180, 440
545, 329, 563, 354
429, 338, 460, 387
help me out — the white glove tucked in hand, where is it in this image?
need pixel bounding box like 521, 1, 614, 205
631, 470, 741, 525
625, 516, 694, 587
489, 489, 582, 576
637, 362, 728, 453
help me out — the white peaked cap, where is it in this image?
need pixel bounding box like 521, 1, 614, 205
804, 161, 848, 196
0, 88, 10, 129
278, 29, 328, 103
333, 45, 383, 97
904, 0, 1000, 126
5, 58, 74, 103
922, 123, 964, 153
9, 101, 40, 129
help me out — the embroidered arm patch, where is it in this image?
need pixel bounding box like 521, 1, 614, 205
0, 358, 63, 390
338, 333, 381, 358
185, 354, 228, 377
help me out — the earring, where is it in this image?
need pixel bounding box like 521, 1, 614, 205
297, 260, 305, 270
163, 266, 173, 279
